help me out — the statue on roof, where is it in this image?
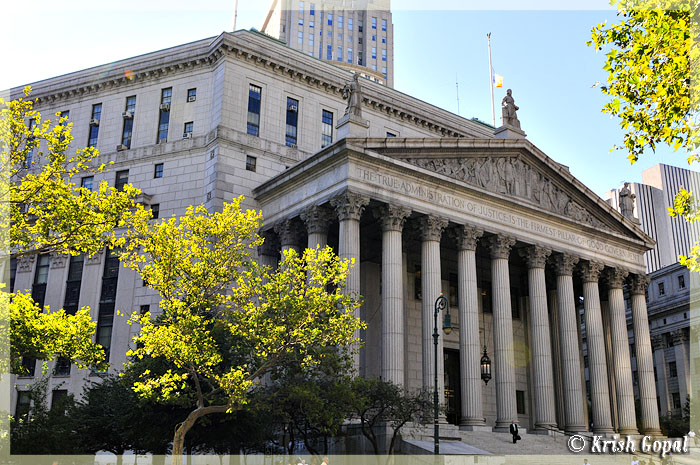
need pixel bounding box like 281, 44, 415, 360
501, 89, 521, 129
619, 182, 636, 220
342, 73, 363, 118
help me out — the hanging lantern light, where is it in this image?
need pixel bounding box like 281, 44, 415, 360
480, 345, 491, 385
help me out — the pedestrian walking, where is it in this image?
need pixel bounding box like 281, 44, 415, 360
509, 419, 520, 444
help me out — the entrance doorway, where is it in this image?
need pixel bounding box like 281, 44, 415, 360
444, 349, 461, 425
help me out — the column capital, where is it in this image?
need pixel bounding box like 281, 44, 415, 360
627, 273, 650, 295
488, 234, 516, 260
330, 190, 369, 221
274, 218, 304, 248
604, 267, 629, 289
451, 224, 483, 251
375, 204, 411, 232
578, 260, 604, 283
300, 205, 334, 235
258, 230, 280, 256
671, 328, 689, 345
418, 215, 448, 242
519, 245, 551, 269
651, 334, 665, 350
550, 253, 579, 276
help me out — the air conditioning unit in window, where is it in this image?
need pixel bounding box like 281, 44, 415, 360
183, 132, 193, 139
159, 103, 170, 112
89, 118, 100, 126
122, 110, 134, 119
289, 103, 298, 112
187, 95, 196, 102
116, 144, 128, 151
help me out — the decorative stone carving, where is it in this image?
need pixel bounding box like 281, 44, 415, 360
671, 329, 689, 345
501, 89, 521, 129
375, 204, 411, 232
451, 224, 483, 251
342, 73, 363, 117
330, 190, 369, 222
50, 253, 68, 269
578, 261, 604, 283
300, 205, 334, 235
399, 155, 610, 231
627, 274, 650, 295
651, 334, 665, 350
519, 245, 551, 269
550, 253, 579, 276
604, 268, 629, 289
258, 230, 280, 257
418, 215, 448, 242
86, 248, 104, 265
17, 254, 36, 272
619, 182, 636, 220
488, 234, 516, 260
274, 218, 304, 248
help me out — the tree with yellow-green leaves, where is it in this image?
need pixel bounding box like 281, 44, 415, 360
1, 87, 150, 374
588, 0, 700, 270
119, 198, 363, 465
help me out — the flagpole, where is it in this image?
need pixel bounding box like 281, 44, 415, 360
456, 73, 460, 116
487, 32, 495, 127
233, 0, 239, 30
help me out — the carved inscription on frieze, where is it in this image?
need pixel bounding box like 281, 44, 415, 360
354, 167, 642, 265
399, 156, 609, 231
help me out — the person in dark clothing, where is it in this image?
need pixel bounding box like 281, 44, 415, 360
509, 420, 520, 444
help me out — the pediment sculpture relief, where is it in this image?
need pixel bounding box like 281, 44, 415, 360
400, 156, 611, 231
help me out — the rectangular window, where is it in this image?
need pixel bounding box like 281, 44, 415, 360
516, 390, 526, 414
358, 51, 363, 66
156, 88, 172, 143
115, 170, 129, 191
382, 66, 387, 76
154, 163, 163, 178
285, 97, 299, 147
81, 176, 94, 191
358, 19, 363, 32
672, 392, 681, 410
32, 254, 50, 308
121, 96, 136, 148
349, 35, 353, 43
669, 361, 678, 377
372, 34, 376, 41
338, 15, 343, 28
298, 31, 303, 45
372, 64, 377, 71
15, 391, 31, 419
382, 49, 386, 61
348, 48, 353, 63
310, 3, 314, 15
372, 47, 376, 59
327, 29, 332, 38
321, 109, 333, 148
338, 32, 343, 41
678, 275, 686, 289
299, 18, 304, 26
187, 88, 197, 102
151, 204, 160, 219
372, 17, 377, 29
247, 84, 262, 136
382, 18, 387, 31
26, 119, 35, 166
358, 36, 363, 45
299, 1, 304, 13
337, 46, 342, 61
658, 282, 665, 296
139, 304, 150, 314
309, 33, 314, 46
246, 155, 257, 172
63, 254, 84, 315
309, 20, 314, 28
51, 390, 69, 412
88, 103, 101, 148
96, 250, 120, 361
327, 13, 332, 26
348, 18, 353, 30
327, 44, 332, 60
20, 357, 36, 377
183, 121, 193, 138
382, 36, 386, 44
54, 357, 71, 377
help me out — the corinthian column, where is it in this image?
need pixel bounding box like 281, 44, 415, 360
274, 218, 303, 255
375, 204, 411, 386
551, 253, 587, 432
605, 268, 638, 435
330, 190, 369, 371
579, 260, 614, 434
629, 274, 662, 435
300, 205, 333, 249
488, 234, 517, 431
452, 224, 484, 428
258, 230, 280, 270
419, 215, 449, 404
520, 245, 556, 431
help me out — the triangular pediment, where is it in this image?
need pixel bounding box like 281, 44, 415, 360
360, 138, 652, 246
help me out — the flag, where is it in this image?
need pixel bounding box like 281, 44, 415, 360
493, 73, 504, 88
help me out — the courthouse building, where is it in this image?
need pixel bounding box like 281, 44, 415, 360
10, 28, 664, 442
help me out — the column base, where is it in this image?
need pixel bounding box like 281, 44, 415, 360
565, 425, 589, 434
459, 425, 492, 432
593, 426, 616, 435
641, 428, 664, 437
618, 427, 640, 436
530, 425, 558, 435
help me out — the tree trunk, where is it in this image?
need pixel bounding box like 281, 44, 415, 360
171, 405, 230, 465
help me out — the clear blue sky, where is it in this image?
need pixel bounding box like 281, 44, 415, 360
1, 2, 689, 198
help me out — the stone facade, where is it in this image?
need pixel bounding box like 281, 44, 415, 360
9, 29, 662, 445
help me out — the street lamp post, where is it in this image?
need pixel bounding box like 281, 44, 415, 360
433, 294, 452, 455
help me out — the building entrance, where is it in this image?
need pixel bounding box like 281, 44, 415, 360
444, 349, 461, 426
